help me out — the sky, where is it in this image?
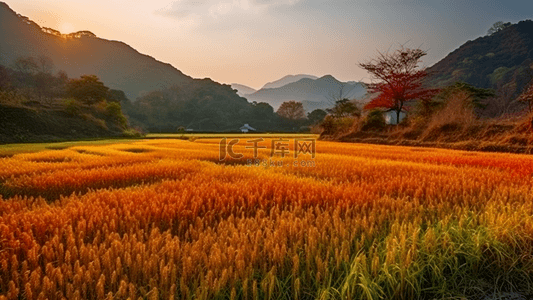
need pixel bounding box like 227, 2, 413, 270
5, 0, 533, 89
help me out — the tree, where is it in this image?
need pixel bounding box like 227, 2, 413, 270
251, 101, 275, 120
435, 82, 494, 110
13, 57, 39, 75
34, 72, 56, 104
108, 89, 129, 103
327, 99, 360, 118
37, 56, 54, 74
307, 109, 327, 124
277, 100, 305, 120
359, 47, 439, 123
327, 83, 351, 104
67, 75, 109, 105
487, 21, 512, 36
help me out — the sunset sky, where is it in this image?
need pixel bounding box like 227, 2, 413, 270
5, 0, 533, 89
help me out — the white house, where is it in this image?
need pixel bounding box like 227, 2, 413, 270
384, 110, 407, 125
240, 124, 256, 133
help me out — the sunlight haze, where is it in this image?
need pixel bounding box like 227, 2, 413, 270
5, 0, 532, 89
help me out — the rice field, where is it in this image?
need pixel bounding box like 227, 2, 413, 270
1, 137, 533, 299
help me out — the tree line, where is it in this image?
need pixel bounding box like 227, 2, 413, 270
0, 56, 129, 107
0, 56, 131, 133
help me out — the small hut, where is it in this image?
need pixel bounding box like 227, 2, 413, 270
239, 124, 256, 133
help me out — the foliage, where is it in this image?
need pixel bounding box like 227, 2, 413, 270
320, 115, 355, 134
125, 80, 281, 132
425, 20, 533, 115
122, 128, 144, 138
251, 101, 274, 120
517, 82, 533, 112
307, 109, 328, 125
2, 139, 533, 299
67, 75, 110, 105
327, 99, 360, 118
0, 90, 26, 106
360, 47, 439, 123
63, 98, 82, 116
434, 81, 495, 110
420, 91, 477, 140
487, 21, 512, 35
13, 56, 39, 75
361, 109, 387, 131
106, 101, 128, 129
108, 89, 130, 104
277, 100, 305, 120
1, 57, 70, 107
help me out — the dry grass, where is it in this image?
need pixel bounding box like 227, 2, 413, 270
1, 139, 533, 299
336, 92, 533, 154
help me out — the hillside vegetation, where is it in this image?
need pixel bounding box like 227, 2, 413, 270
0, 60, 135, 144
426, 19, 533, 116
322, 21, 533, 152
0, 2, 190, 101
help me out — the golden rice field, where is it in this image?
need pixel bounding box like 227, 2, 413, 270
2, 137, 533, 299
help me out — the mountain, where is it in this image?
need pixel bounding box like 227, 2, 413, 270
261, 74, 318, 90
231, 83, 257, 97
0, 3, 287, 133
246, 75, 366, 111
426, 19, 533, 115
0, 2, 191, 101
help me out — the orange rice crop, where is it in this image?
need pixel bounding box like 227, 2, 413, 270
1, 138, 533, 299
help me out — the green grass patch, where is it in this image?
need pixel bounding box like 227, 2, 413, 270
0, 139, 139, 156
146, 133, 319, 139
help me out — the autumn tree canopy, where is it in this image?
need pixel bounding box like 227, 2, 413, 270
277, 100, 305, 120
360, 47, 439, 123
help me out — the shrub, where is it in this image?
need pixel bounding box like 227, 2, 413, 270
320, 116, 355, 135
106, 101, 128, 129
361, 109, 386, 131
122, 128, 144, 138
0, 90, 27, 106
81, 113, 108, 130
420, 91, 477, 141
63, 98, 82, 116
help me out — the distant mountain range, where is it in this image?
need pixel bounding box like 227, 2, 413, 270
261, 74, 318, 90
4, 0, 533, 131
243, 75, 366, 111
231, 83, 256, 97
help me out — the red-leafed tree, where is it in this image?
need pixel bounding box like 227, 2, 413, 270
359, 47, 439, 122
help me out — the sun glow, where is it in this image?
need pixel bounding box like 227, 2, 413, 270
58, 22, 75, 34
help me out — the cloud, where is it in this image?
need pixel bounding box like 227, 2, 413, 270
156, 0, 303, 20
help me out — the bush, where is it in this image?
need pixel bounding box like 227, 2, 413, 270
420, 91, 477, 141
81, 113, 108, 130
0, 90, 27, 106
320, 116, 355, 135
122, 128, 144, 138
361, 109, 386, 131
106, 101, 128, 129
63, 99, 82, 116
